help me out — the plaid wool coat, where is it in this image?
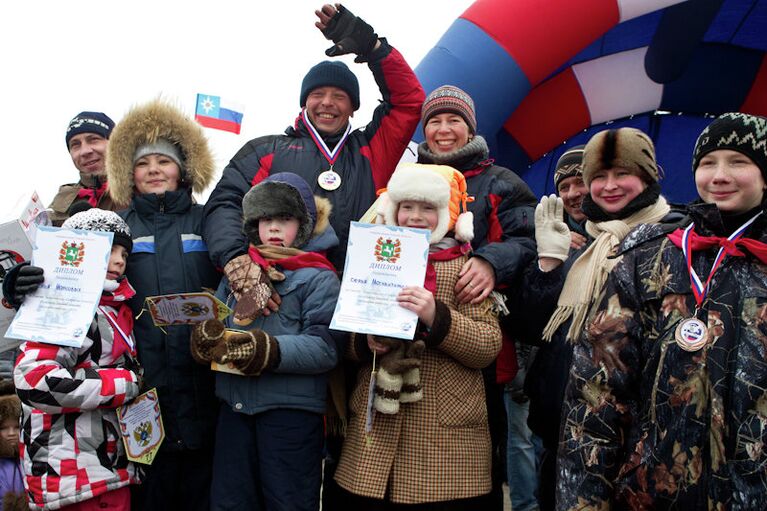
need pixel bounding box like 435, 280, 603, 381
335, 254, 502, 504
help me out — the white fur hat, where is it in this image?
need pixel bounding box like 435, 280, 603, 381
377, 163, 474, 243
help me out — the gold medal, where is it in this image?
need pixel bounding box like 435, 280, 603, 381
318, 168, 342, 191
674, 317, 708, 352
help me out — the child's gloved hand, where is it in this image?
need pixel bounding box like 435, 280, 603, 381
3, 262, 44, 308
190, 319, 226, 364
223, 254, 280, 324
211, 328, 281, 376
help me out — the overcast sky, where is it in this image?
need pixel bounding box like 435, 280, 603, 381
0, 0, 470, 220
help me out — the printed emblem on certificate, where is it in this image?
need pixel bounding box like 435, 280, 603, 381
117, 388, 165, 465
330, 222, 430, 340
6, 226, 112, 347
144, 292, 232, 326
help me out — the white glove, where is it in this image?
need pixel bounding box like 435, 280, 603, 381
534, 194, 571, 262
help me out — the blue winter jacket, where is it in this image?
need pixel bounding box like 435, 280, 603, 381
215, 227, 342, 415
120, 190, 221, 450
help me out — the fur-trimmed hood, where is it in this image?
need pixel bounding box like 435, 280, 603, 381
107, 99, 215, 205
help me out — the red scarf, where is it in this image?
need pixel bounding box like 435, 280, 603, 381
76, 181, 109, 207
248, 246, 336, 273
424, 243, 472, 294
667, 228, 767, 264
99, 277, 136, 359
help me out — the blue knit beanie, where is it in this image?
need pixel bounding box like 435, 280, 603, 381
300, 61, 360, 111
65, 111, 115, 148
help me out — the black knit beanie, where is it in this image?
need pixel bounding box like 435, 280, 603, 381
66, 111, 114, 148
692, 112, 767, 180
554, 145, 585, 188
300, 61, 360, 111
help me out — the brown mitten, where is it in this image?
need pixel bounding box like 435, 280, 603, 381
211, 328, 280, 376
224, 254, 277, 325
400, 340, 425, 404
373, 337, 422, 415
190, 319, 226, 365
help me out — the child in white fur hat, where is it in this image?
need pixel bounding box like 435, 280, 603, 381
334, 163, 503, 508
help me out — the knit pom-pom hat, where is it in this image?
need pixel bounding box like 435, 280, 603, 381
378, 163, 474, 244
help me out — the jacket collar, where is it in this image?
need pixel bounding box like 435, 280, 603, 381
132, 189, 192, 215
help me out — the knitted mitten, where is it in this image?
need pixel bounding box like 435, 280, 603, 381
399, 340, 425, 404
210, 328, 281, 376
223, 254, 276, 325
373, 338, 421, 414
190, 319, 227, 364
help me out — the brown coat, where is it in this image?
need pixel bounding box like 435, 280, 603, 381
334, 254, 502, 504
48, 173, 126, 226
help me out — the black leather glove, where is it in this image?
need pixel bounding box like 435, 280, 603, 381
2, 262, 44, 309
321, 5, 378, 61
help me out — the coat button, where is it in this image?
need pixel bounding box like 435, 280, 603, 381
235, 403, 243, 410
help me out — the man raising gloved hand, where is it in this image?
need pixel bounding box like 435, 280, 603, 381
315, 3, 380, 61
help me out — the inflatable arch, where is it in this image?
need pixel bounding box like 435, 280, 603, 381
415, 0, 767, 203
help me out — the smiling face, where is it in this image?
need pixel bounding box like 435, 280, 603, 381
558, 175, 588, 223
695, 149, 766, 214
304, 86, 353, 136
107, 245, 128, 281
424, 112, 472, 154
396, 200, 440, 232
589, 167, 647, 214
68, 133, 108, 175
258, 215, 301, 248
133, 154, 181, 195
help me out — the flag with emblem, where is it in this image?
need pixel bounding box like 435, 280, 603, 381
195, 94, 244, 134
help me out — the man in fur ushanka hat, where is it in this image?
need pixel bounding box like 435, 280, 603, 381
190, 171, 341, 510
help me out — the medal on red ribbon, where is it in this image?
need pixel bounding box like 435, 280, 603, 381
676, 212, 762, 351
302, 109, 351, 191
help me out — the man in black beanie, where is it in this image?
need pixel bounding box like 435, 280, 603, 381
49, 111, 126, 225
204, 3, 424, 279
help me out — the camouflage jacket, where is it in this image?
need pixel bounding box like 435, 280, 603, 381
558, 202, 767, 510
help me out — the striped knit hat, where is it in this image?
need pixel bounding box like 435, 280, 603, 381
421, 85, 477, 134
554, 145, 585, 188
693, 112, 767, 179
582, 128, 659, 185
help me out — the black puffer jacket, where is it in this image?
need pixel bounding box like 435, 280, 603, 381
120, 191, 221, 450
417, 137, 537, 286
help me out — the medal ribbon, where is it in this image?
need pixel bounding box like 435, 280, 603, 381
99, 305, 135, 354
302, 108, 352, 169
681, 212, 762, 306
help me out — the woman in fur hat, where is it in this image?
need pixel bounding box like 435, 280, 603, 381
105, 100, 221, 510
514, 127, 683, 511
558, 113, 767, 509
334, 163, 502, 509
0, 379, 24, 511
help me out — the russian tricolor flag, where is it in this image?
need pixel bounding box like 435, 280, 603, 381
195, 94, 243, 134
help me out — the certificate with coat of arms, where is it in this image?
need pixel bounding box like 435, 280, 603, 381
117, 388, 165, 465
330, 222, 430, 340
6, 226, 113, 347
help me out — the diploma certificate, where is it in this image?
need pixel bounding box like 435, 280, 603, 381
330, 222, 429, 340
6, 226, 112, 347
